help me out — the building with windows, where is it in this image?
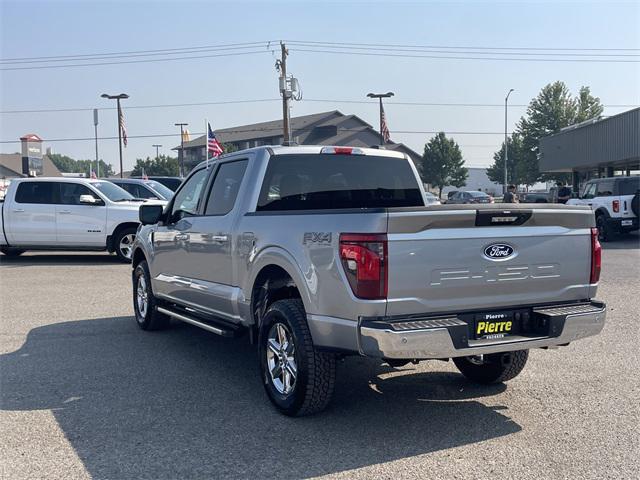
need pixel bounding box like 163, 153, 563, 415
539, 107, 639, 191
0, 153, 62, 178
173, 110, 423, 172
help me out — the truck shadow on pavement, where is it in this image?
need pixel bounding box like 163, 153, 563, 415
0, 253, 122, 267
1, 316, 521, 479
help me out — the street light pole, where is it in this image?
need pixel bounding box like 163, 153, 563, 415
367, 92, 394, 145
175, 123, 188, 177
152, 144, 162, 161
101, 93, 129, 178
504, 88, 514, 194
93, 108, 99, 177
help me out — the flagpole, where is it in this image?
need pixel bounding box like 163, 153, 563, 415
205, 118, 209, 169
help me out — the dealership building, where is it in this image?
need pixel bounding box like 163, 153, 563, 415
539, 107, 639, 191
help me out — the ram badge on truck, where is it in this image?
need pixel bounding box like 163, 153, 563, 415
131, 145, 606, 416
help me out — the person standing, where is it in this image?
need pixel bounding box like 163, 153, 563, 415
503, 184, 519, 203
556, 182, 572, 204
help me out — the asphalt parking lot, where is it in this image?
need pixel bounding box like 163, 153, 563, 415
1, 234, 638, 480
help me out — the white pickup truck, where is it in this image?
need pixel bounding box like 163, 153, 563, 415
0, 177, 166, 261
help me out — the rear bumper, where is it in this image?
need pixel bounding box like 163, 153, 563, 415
607, 216, 638, 231
358, 301, 606, 359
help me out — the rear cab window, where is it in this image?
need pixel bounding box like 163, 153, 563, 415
257, 154, 423, 211
617, 177, 640, 196
15, 182, 56, 204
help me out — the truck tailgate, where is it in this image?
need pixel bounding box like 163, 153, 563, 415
385, 205, 595, 316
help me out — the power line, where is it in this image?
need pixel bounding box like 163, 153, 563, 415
0, 50, 270, 71
0, 41, 276, 62
284, 39, 640, 52
0, 129, 513, 144
290, 48, 640, 63
2, 97, 636, 114
286, 41, 640, 57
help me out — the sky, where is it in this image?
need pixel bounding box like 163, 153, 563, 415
1, 0, 639, 173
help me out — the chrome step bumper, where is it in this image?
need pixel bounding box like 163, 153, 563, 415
358, 301, 606, 360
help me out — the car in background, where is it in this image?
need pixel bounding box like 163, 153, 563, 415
447, 190, 494, 204
131, 176, 183, 191
520, 191, 550, 203
447, 190, 458, 201
423, 191, 441, 205
109, 178, 174, 200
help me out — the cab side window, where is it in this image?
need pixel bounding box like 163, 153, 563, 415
205, 160, 248, 216
15, 182, 55, 204
170, 168, 209, 221
59, 183, 96, 205
595, 181, 614, 197
582, 183, 597, 199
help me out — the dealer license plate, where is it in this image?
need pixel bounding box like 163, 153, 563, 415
621, 220, 633, 226
475, 312, 516, 340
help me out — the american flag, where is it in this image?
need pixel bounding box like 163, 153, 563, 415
381, 105, 391, 143
207, 123, 224, 157
119, 106, 128, 147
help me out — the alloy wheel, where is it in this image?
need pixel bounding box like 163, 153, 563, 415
266, 322, 297, 395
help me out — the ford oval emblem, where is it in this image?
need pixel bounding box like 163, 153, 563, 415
484, 244, 515, 260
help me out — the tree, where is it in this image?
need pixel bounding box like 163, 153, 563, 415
419, 132, 468, 198
131, 155, 179, 177
487, 81, 604, 185
49, 153, 115, 177
486, 133, 537, 187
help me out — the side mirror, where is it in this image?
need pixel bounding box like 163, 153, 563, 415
139, 204, 164, 225
79, 194, 99, 205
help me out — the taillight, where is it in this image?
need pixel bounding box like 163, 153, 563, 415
590, 227, 601, 284
339, 233, 387, 299
612, 200, 619, 213
320, 146, 365, 155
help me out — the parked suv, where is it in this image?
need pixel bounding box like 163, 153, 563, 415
109, 178, 174, 200
130, 146, 605, 416
568, 176, 639, 241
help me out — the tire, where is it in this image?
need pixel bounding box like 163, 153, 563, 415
453, 350, 529, 384
114, 226, 137, 262
632, 193, 639, 217
132, 260, 170, 331
0, 247, 25, 257
596, 213, 614, 242
259, 299, 336, 416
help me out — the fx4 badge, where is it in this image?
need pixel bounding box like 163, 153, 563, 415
484, 243, 515, 260
303, 232, 332, 245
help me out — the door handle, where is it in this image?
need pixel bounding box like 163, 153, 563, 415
12, 209, 25, 213
175, 233, 189, 241
211, 235, 229, 243
58, 210, 71, 214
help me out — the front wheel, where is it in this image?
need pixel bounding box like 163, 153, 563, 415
453, 350, 529, 384
115, 226, 137, 262
132, 260, 170, 331
259, 299, 336, 416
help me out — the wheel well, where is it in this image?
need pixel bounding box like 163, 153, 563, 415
131, 248, 146, 269
109, 222, 139, 252
251, 265, 301, 329
594, 208, 609, 219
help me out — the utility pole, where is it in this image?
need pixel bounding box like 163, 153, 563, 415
101, 93, 129, 178
153, 144, 162, 161
93, 108, 99, 177
279, 42, 291, 144
504, 88, 514, 194
174, 123, 188, 177
367, 92, 394, 145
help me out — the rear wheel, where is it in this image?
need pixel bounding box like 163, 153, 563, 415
133, 260, 170, 331
259, 299, 336, 416
596, 214, 614, 242
453, 350, 529, 384
115, 226, 137, 262
0, 247, 25, 257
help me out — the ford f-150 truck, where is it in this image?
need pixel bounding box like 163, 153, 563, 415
1, 177, 166, 261
131, 145, 606, 416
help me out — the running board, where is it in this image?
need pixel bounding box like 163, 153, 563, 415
157, 306, 236, 337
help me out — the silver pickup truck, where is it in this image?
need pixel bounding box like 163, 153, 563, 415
131, 145, 606, 416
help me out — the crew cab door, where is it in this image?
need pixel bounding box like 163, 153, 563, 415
55, 182, 107, 246
5, 181, 57, 245
151, 167, 210, 304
